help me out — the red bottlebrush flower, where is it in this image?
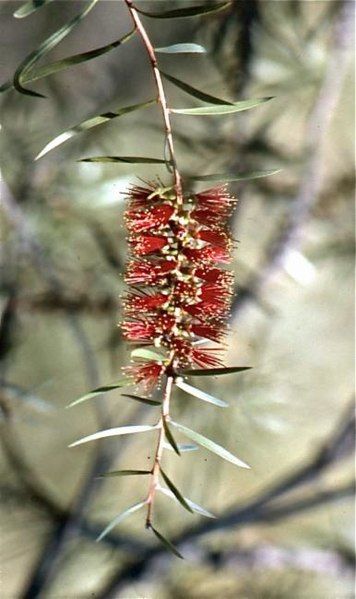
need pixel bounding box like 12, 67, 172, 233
122, 320, 157, 342
194, 186, 236, 217
125, 259, 177, 285
125, 204, 174, 233
126, 183, 164, 209
131, 233, 169, 256
124, 292, 168, 314
191, 208, 221, 228
195, 266, 223, 282
170, 338, 193, 366
191, 323, 225, 343
200, 282, 231, 303
185, 300, 226, 320
191, 347, 224, 368
170, 222, 189, 240
198, 229, 230, 249
183, 246, 230, 265
122, 314, 176, 342
170, 339, 223, 369
124, 361, 164, 393
195, 266, 234, 287
122, 181, 237, 390
172, 280, 197, 303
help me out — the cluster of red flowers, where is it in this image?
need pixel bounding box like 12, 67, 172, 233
122, 182, 236, 392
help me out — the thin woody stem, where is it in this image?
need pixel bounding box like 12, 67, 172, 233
124, 0, 183, 205
124, 0, 182, 529
145, 375, 174, 528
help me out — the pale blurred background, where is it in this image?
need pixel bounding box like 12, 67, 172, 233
0, 1, 354, 598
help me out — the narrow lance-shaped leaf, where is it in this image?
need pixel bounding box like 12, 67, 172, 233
131, 347, 165, 362
163, 442, 198, 453
189, 169, 282, 183
67, 377, 132, 408
162, 418, 181, 456
69, 424, 158, 448
171, 421, 250, 469
171, 97, 273, 116
79, 156, 170, 164
150, 526, 184, 559
13, 0, 100, 97
137, 2, 230, 19
35, 98, 156, 159
178, 366, 252, 377
97, 501, 146, 541
155, 43, 206, 54
121, 394, 161, 407
160, 70, 231, 105
175, 379, 228, 408
160, 468, 193, 513
159, 487, 216, 519
0, 29, 135, 92
14, 0, 54, 18
97, 469, 150, 478
20, 28, 136, 85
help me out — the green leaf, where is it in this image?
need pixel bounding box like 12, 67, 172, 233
160, 468, 193, 513
130, 348, 165, 362
151, 526, 184, 559
121, 394, 161, 406
98, 469, 150, 478
162, 418, 181, 456
178, 366, 252, 377
79, 156, 169, 164
14, 0, 54, 18
155, 43, 206, 54
171, 97, 273, 115
159, 487, 216, 519
97, 501, 146, 541
19, 28, 136, 85
13, 0, 100, 97
160, 70, 231, 105
137, 2, 230, 19
175, 379, 228, 408
69, 424, 158, 448
35, 98, 156, 159
163, 442, 198, 453
0, 29, 135, 93
190, 169, 282, 182
67, 378, 131, 408
171, 421, 250, 469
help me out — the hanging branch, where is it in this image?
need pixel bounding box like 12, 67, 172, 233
60, 0, 276, 555
3, 0, 280, 559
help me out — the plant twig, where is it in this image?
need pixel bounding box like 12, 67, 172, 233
125, 0, 183, 204
145, 375, 173, 528
124, 0, 185, 531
